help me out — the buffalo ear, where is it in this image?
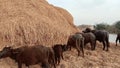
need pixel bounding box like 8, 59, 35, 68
82, 31, 85, 33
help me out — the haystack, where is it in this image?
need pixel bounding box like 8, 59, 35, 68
0, 0, 79, 67
0, 0, 79, 49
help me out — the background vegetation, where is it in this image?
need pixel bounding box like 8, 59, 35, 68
94, 21, 120, 34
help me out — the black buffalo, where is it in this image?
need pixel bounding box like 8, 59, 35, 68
116, 33, 120, 46
83, 28, 110, 51
66, 33, 84, 57
80, 32, 96, 50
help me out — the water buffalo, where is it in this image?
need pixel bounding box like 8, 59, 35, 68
0, 45, 56, 68
80, 32, 96, 50
83, 28, 110, 51
67, 33, 84, 57
52, 44, 66, 65
116, 33, 120, 46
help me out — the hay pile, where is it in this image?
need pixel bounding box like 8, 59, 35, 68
0, 0, 79, 68
0, 0, 78, 49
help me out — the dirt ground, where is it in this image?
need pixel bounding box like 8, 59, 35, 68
0, 42, 120, 68
56, 42, 120, 68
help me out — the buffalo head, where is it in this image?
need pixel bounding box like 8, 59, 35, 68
0, 46, 12, 58
0, 46, 21, 59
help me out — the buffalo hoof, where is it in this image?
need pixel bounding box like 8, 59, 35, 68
106, 49, 109, 51
91, 48, 95, 51
82, 55, 84, 58
103, 48, 105, 50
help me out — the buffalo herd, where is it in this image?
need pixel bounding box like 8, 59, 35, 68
83, 28, 110, 51
0, 28, 119, 68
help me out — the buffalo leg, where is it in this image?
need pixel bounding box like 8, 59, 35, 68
93, 41, 96, 50
106, 38, 109, 51
55, 56, 57, 64
52, 54, 56, 68
119, 39, 120, 43
67, 45, 71, 50
41, 59, 51, 68
49, 55, 56, 68
69, 45, 72, 50
61, 52, 64, 60
56, 57, 59, 65
76, 39, 80, 56
116, 37, 119, 46
80, 46, 84, 57
93, 40, 96, 50
102, 41, 105, 50
26, 66, 29, 68
53, 60, 56, 68
41, 62, 50, 68
77, 49, 80, 56
58, 57, 60, 65
18, 62, 22, 68
80, 39, 84, 57
90, 42, 94, 50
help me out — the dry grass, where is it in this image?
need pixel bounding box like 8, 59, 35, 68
56, 42, 120, 68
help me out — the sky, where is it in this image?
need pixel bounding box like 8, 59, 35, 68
47, 0, 120, 25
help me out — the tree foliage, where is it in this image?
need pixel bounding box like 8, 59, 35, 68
94, 23, 109, 30
114, 21, 120, 32
94, 21, 120, 34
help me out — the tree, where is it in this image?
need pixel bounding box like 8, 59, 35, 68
113, 21, 120, 33
114, 21, 120, 31
94, 23, 109, 30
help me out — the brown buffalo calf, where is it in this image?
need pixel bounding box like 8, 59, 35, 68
52, 44, 66, 64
